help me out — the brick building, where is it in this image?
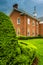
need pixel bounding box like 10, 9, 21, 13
10, 4, 40, 36
39, 17, 43, 36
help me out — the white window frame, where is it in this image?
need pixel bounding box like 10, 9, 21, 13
32, 30, 35, 36
17, 28, 20, 36
32, 20, 35, 26
17, 17, 20, 24
27, 18, 30, 24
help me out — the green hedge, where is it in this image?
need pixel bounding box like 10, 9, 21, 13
0, 12, 36, 65
18, 42, 37, 65
17, 36, 43, 40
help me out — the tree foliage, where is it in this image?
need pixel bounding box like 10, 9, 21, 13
0, 12, 36, 65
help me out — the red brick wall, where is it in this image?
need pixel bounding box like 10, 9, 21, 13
10, 10, 27, 36
26, 16, 39, 36
10, 10, 39, 36
39, 24, 43, 36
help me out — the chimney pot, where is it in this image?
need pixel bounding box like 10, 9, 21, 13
13, 4, 18, 9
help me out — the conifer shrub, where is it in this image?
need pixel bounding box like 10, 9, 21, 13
0, 12, 36, 65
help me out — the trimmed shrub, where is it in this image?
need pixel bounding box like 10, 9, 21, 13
0, 12, 18, 65
17, 36, 43, 40
18, 42, 37, 65
0, 12, 36, 65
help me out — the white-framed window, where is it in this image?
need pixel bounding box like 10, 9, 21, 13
17, 28, 20, 36
27, 18, 30, 24
27, 29, 30, 36
32, 30, 35, 36
17, 17, 20, 24
32, 20, 35, 26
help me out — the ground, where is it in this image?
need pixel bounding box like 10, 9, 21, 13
18, 39, 43, 65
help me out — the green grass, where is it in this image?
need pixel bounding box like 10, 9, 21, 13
18, 39, 43, 65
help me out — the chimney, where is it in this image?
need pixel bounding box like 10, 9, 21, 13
13, 4, 18, 9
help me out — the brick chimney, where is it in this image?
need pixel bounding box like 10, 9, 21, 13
13, 4, 18, 9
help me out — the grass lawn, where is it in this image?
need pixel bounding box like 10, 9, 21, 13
18, 39, 43, 65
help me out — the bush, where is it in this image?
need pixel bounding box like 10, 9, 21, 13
0, 12, 36, 65
0, 12, 18, 65
17, 36, 43, 40
18, 42, 37, 65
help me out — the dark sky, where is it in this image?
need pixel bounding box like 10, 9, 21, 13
0, 0, 43, 17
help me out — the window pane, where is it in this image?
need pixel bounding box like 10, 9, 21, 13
17, 18, 20, 24
32, 30, 35, 36
17, 28, 20, 36
27, 18, 30, 24
32, 20, 35, 26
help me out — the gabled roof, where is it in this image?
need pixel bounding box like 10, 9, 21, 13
13, 8, 39, 21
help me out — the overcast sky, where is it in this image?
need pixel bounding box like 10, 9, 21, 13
0, 0, 43, 17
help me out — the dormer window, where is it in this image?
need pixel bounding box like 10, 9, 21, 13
27, 18, 30, 24
17, 18, 20, 24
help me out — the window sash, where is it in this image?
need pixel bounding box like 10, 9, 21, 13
17, 18, 20, 24
32, 21, 35, 26
27, 18, 30, 24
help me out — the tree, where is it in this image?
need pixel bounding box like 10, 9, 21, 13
0, 12, 18, 65
0, 12, 36, 65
